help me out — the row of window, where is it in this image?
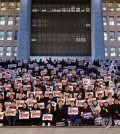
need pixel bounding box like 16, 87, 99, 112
0, 1, 20, 10
103, 16, 120, 26
0, 31, 18, 40
105, 47, 120, 57
32, 4, 90, 13
0, 46, 17, 57
32, 19, 91, 28
104, 31, 120, 41
102, 2, 120, 11
0, 16, 19, 25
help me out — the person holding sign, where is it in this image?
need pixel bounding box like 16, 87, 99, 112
54, 100, 67, 126
0, 103, 5, 126
100, 102, 112, 129
42, 103, 54, 127
19, 103, 30, 126
67, 101, 81, 126
5, 101, 18, 126
111, 99, 120, 125
31, 103, 41, 126
80, 102, 94, 126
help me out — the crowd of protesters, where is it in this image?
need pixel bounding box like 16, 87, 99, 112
0, 58, 120, 128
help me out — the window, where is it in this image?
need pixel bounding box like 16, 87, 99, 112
118, 32, 120, 41
103, 16, 107, 26
0, 47, 3, 56
15, 16, 19, 25
14, 31, 18, 40
102, 2, 106, 10
104, 31, 107, 41
110, 31, 115, 41
117, 16, 120, 26
14, 46, 17, 56
7, 31, 12, 40
109, 16, 114, 26
0, 31, 4, 40
116, 2, 120, 11
1, 2, 6, 10
16, 2, 20, 10
110, 47, 116, 56
0, 16, 5, 25
105, 47, 108, 56
8, 16, 13, 25
9, 1, 15, 10
109, 2, 114, 11
118, 48, 120, 56
6, 46, 11, 56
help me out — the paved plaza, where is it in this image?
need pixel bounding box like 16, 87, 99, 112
0, 127, 120, 134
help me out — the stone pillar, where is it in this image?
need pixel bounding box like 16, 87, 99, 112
17, 0, 32, 60
91, 0, 105, 60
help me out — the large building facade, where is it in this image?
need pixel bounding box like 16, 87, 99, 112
0, 0, 112, 60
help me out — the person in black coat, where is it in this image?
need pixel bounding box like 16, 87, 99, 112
31, 103, 41, 126
100, 102, 112, 128
42, 103, 54, 127
19, 103, 30, 126
111, 99, 120, 119
80, 102, 94, 126
54, 100, 67, 126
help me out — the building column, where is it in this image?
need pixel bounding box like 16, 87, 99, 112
91, 0, 105, 60
17, 0, 32, 60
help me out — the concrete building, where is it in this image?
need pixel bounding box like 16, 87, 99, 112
0, 0, 107, 60
103, 0, 120, 60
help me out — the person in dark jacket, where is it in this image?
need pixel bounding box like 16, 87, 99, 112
80, 102, 94, 126
54, 100, 67, 126
31, 103, 41, 126
67, 101, 81, 126
110, 99, 120, 126
6, 101, 18, 126
100, 102, 112, 129
42, 103, 54, 127
19, 103, 30, 126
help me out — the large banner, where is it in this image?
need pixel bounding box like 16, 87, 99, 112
31, 110, 41, 118
68, 107, 78, 115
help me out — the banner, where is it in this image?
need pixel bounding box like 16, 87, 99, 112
31, 110, 41, 118
66, 98, 75, 105
68, 107, 78, 115
76, 100, 85, 107
37, 102, 45, 109
19, 111, 29, 119
0, 112, 4, 119
82, 112, 92, 119
82, 78, 90, 85
27, 99, 37, 107
16, 100, 25, 108
53, 91, 61, 97
5, 109, 16, 116
114, 119, 120, 126
4, 102, 11, 108
42, 114, 53, 121
94, 117, 102, 125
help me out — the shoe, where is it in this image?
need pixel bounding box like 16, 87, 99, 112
42, 122, 45, 127
0, 123, 3, 126
47, 122, 51, 127
105, 126, 111, 129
